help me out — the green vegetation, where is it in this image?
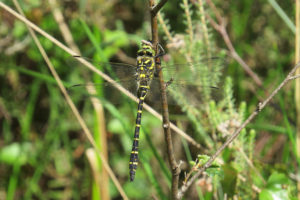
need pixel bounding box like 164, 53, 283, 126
0, 0, 298, 199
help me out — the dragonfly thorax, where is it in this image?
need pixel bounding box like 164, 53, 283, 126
136, 56, 155, 83
136, 41, 156, 88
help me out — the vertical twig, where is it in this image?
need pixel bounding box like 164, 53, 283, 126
295, 0, 300, 198
151, 0, 168, 16
149, 0, 180, 199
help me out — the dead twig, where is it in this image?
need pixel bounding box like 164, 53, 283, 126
177, 62, 300, 199
151, 0, 168, 16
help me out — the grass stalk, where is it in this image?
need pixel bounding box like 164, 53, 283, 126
295, 0, 300, 197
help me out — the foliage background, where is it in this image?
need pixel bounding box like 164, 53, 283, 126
0, 0, 298, 199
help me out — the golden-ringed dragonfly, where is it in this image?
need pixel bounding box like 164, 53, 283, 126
129, 40, 158, 181
68, 40, 225, 181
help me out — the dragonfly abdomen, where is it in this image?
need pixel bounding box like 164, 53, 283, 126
129, 86, 148, 181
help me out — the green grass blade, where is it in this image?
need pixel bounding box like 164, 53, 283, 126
267, 0, 296, 34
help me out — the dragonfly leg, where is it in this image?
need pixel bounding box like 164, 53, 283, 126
165, 77, 174, 87
155, 43, 166, 58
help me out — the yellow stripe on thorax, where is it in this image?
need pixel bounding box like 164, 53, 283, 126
139, 85, 149, 88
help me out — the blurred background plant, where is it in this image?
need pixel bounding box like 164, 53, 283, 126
0, 0, 298, 199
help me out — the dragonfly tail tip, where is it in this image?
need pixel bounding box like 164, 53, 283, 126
129, 171, 136, 182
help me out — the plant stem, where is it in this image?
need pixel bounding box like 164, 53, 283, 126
149, 0, 180, 199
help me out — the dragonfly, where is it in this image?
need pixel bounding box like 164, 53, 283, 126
68, 40, 225, 181
125, 40, 157, 181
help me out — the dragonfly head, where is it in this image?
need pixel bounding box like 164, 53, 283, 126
137, 40, 155, 57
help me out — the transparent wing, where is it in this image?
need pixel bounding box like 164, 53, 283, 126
160, 57, 226, 88
66, 55, 227, 107
67, 55, 226, 87
67, 55, 138, 91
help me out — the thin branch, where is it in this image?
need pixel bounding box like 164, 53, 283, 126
10, 1, 128, 199
151, 0, 168, 16
149, 0, 179, 199
0, 1, 201, 149
205, 0, 222, 24
178, 62, 300, 199
290, 74, 300, 80
205, 0, 263, 87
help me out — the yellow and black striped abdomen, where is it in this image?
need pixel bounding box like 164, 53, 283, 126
129, 86, 148, 181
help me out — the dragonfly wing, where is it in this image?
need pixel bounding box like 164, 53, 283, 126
143, 56, 227, 110
160, 56, 227, 87
66, 55, 227, 110
66, 56, 140, 105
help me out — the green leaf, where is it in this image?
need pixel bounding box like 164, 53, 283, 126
0, 142, 33, 165
267, 172, 289, 189
259, 188, 289, 200
13, 21, 27, 38
259, 172, 290, 200
197, 154, 210, 165
107, 118, 126, 134
189, 161, 196, 166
